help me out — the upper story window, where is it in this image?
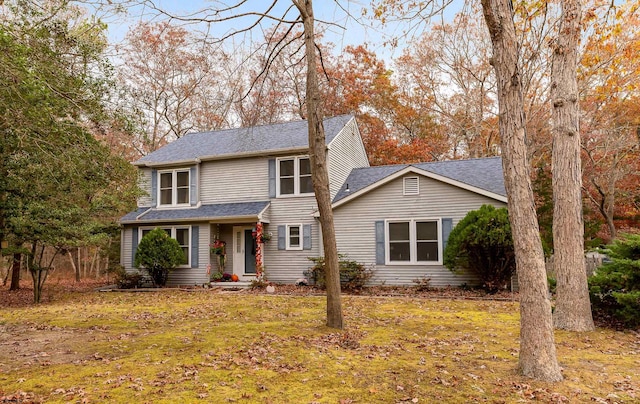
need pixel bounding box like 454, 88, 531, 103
277, 156, 313, 196
158, 169, 190, 206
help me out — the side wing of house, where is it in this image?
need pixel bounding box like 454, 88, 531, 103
332, 168, 507, 287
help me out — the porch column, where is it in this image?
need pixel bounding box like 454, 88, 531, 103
255, 222, 264, 280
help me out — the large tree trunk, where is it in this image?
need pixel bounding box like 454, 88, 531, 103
551, 0, 595, 331
9, 252, 20, 290
293, 0, 343, 329
481, 0, 563, 381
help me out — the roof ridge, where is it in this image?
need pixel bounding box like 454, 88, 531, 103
184, 113, 354, 138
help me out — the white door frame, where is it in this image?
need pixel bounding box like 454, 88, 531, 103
232, 226, 255, 281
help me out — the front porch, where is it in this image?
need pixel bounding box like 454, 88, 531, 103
208, 221, 271, 283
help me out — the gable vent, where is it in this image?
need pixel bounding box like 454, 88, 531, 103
403, 177, 419, 195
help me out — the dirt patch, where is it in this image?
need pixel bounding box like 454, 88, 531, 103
0, 324, 90, 371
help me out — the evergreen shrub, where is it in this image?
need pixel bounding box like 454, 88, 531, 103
444, 205, 515, 293
589, 233, 640, 328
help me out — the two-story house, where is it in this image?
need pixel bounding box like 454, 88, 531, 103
120, 114, 507, 287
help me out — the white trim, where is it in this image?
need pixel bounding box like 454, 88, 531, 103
138, 225, 192, 268
276, 156, 314, 197
286, 224, 303, 250
333, 166, 508, 208
385, 218, 442, 265
157, 168, 191, 207
233, 226, 258, 280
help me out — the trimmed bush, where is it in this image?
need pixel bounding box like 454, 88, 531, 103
444, 205, 515, 293
134, 227, 185, 286
589, 233, 640, 328
305, 255, 372, 290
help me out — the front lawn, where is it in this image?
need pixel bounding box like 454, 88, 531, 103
0, 287, 638, 403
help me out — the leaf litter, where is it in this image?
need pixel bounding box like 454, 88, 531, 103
0, 282, 638, 402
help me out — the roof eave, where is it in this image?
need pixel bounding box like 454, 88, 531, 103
121, 214, 269, 225
134, 146, 314, 167
133, 158, 201, 168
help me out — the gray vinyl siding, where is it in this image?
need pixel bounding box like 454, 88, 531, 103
200, 157, 270, 203
333, 174, 507, 287
122, 227, 133, 271
327, 118, 369, 199
137, 168, 153, 207
121, 224, 211, 286
262, 196, 320, 283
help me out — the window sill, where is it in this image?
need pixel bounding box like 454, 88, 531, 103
276, 193, 315, 199
385, 261, 442, 266
156, 204, 193, 209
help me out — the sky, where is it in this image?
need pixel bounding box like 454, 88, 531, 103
99, 0, 462, 61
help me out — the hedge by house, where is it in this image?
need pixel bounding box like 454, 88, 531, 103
444, 205, 515, 293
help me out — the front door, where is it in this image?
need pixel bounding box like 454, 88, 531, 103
233, 226, 256, 280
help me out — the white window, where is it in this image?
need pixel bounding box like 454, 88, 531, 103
286, 224, 303, 250
140, 226, 190, 267
386, 219, 441, 264
403, 177, 419, 195
277, 156, 313, 196
158, 169, 190, 206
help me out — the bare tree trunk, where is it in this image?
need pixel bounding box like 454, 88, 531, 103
9, 252, 20, 290
551, 0, 594, 331
293, 0, 343, 329
603, 183, 617, 240
68, 250, 79, 283
82, 247, 87, 279
481, 0, 562, 381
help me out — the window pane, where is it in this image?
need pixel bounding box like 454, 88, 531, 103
390, 242, 410, 261
417, 221, 438, 240
299, 158, 311, 175
180, 247, 189, 264
175, 228, 189, 246
176, 171, 189, 187
389, 222, 409, 241
160, 172, 172, 188
417, 242, 438, 261
279, 159, 294, 176
177, 188, 189, 204
289, 226, 300, 247
160, 189, 172, 205
299, 176, 313, 193
280, 178, 294, 194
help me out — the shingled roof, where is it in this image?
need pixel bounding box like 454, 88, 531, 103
332, 156, 506, 204
120, 201, 271, 224
135, 114, 355, 166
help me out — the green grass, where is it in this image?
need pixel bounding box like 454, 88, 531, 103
0, 290, 638, 403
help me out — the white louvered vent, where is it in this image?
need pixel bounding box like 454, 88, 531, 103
403, 177, 419, 195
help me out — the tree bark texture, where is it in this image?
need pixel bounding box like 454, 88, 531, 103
9, 252, 20, 290
293, 0, 343, 329
481, 0, 563, 381
551, 0, 595, 331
